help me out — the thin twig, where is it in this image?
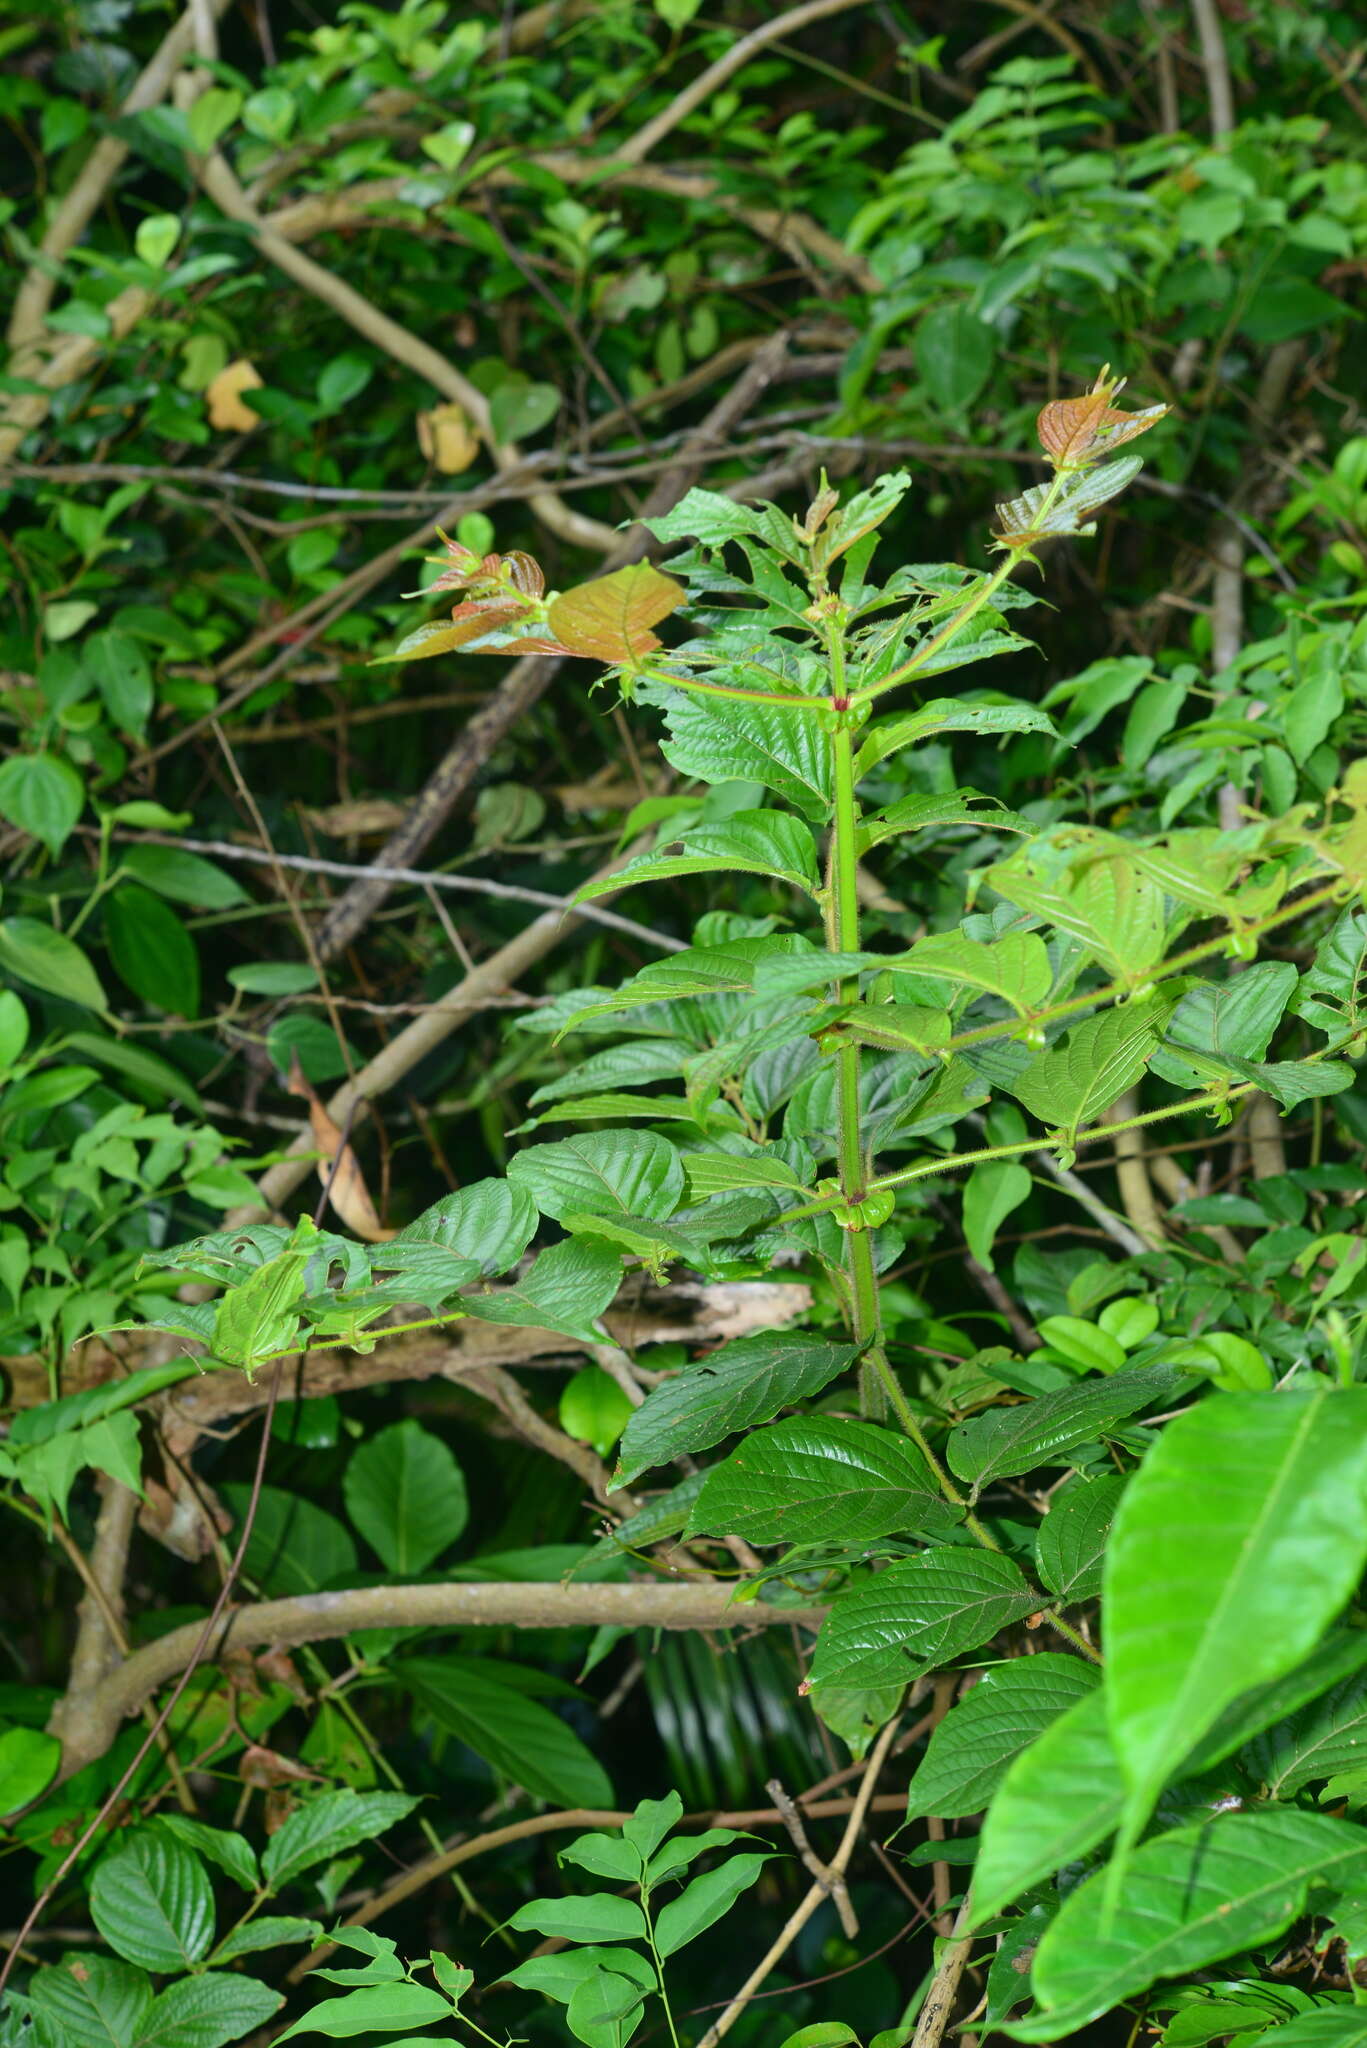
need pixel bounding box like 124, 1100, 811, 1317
699, 1714, 902, 2047
109, 831, 687, 954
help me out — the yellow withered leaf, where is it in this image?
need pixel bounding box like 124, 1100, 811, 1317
206, 358, 264, 432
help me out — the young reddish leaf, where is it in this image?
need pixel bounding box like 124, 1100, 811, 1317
1036, 367, 1169, 470
379, 603, 528, 663
546, 563, 686, 664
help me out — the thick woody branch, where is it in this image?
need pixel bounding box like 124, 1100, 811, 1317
56, 1581, 823, 1781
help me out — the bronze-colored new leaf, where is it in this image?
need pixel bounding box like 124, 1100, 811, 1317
1037, 367, 1169, 470
546, 563, 686, 664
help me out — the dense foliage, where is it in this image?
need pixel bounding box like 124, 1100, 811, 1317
2, 4, 1366, 2048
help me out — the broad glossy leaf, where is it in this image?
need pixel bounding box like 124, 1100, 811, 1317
212, 1918, 322, 1962
261, 1790, 418, 1891
394, 1178, 537, 1277
0, 916, 106, 1010
1104, 1388, 1367, 1843
616, 1332, 857, 1484
27, 1955, 152, 2048
907, 1654, 1099, 1820
575, 812, 818, 900
948, 1370, 1178, 1497
344, 1420, 467, 1573
661, 695, 832, 822
90, 1832, 215, 1972
220, 1484, 357, 1597
131, 1973, 281, 2048
1015, 1810, 1367, 2040
1035, 1476, 1125, 1605
508, 1130, 684, 1224
399, 1658, 612, 1807
105, 884, 201, 1016
120, 843, 247, 909
154, 1816, 257, 1890
654, 1853, 771, 1955
498, 1947, 657, 2007
1247, 2014, 1367, 2048
277, 1983, 453, 2040
462, 1237, 622, 1345
509, 1895, 649, 1945
808, 1550, 1037, 1693
687, 1416, 962, 1546
566, 1968, 649, 2048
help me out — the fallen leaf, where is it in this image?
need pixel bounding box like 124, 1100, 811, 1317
285, 1051, 395, 1243
206, 357, 264, 431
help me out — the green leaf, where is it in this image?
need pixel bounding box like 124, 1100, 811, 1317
643, 489, 767, 546
1008, 995, 1177, 1142
860, 787, 1032, 852
1153, 963, 1298, 1089
120, 844, 248, 909
661, 695, 832, 822
1240, 2013, 1367, 2048
0, 988, 29, 1069
1035, 1476, 1125, 1604
227, 960, 319, 995
560, 1832, 642, 1883
1016, 1811, 1367, 2040
61, 1031, 203, 1110
211, 1917, 322, 1961
809, 1550, 1038, 1692
498, 1946, 656, 2008
915, 301, 995, 413
0, 917, 105, 1019
561, 1366, 635, 1457
400, 1656, 612, 1806
654, 1853, 771, 1956
906, 930, 1053, 1017
970, 1687, 1123, 1924
27, 1955, 153, 2048
0, 1725, 62, 1816
104, 885, 199, 1017
509, 1895, 649, 1945
343, 1420, 467, 1574
1284, 666, 1344, 765
575, 811, 818, 899
261, 1790, 418, 1891
686, 1416, 962, 1546
489, 377, 561, 444
856, 700, 1056, 778
963, 1158, 1032, 1271
395, 1177, 537, 1278
906, 1654, 1099, 1819
1250, 1667, 1367, 1798
1106, 1389, 1367, 1844
85, 631, 153, 737
131, 1973, 281, 2048
948, 1369, 1178, 1497
0, 753, 85, 856
616, 1333, 857, 1485
462, 1237, 622, 1345
220, 1484, 357, 1597
187, 85, 241, 152
565, 1967, 649, 2048
90, 1831, 215, 1972
276, 1983, 453, 2041
508, 1130, 685, 1224
993, 454, 1145, 545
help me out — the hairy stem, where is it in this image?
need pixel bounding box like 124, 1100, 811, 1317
827, 639, 883, 1414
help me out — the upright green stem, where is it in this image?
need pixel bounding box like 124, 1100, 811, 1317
825, 626, 882, 1413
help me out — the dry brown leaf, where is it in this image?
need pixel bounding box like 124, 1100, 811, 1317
206, 357, 264, 432
305, 799, 408, 838
417, 401, 480, 473
285, 1051, 396, 1243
